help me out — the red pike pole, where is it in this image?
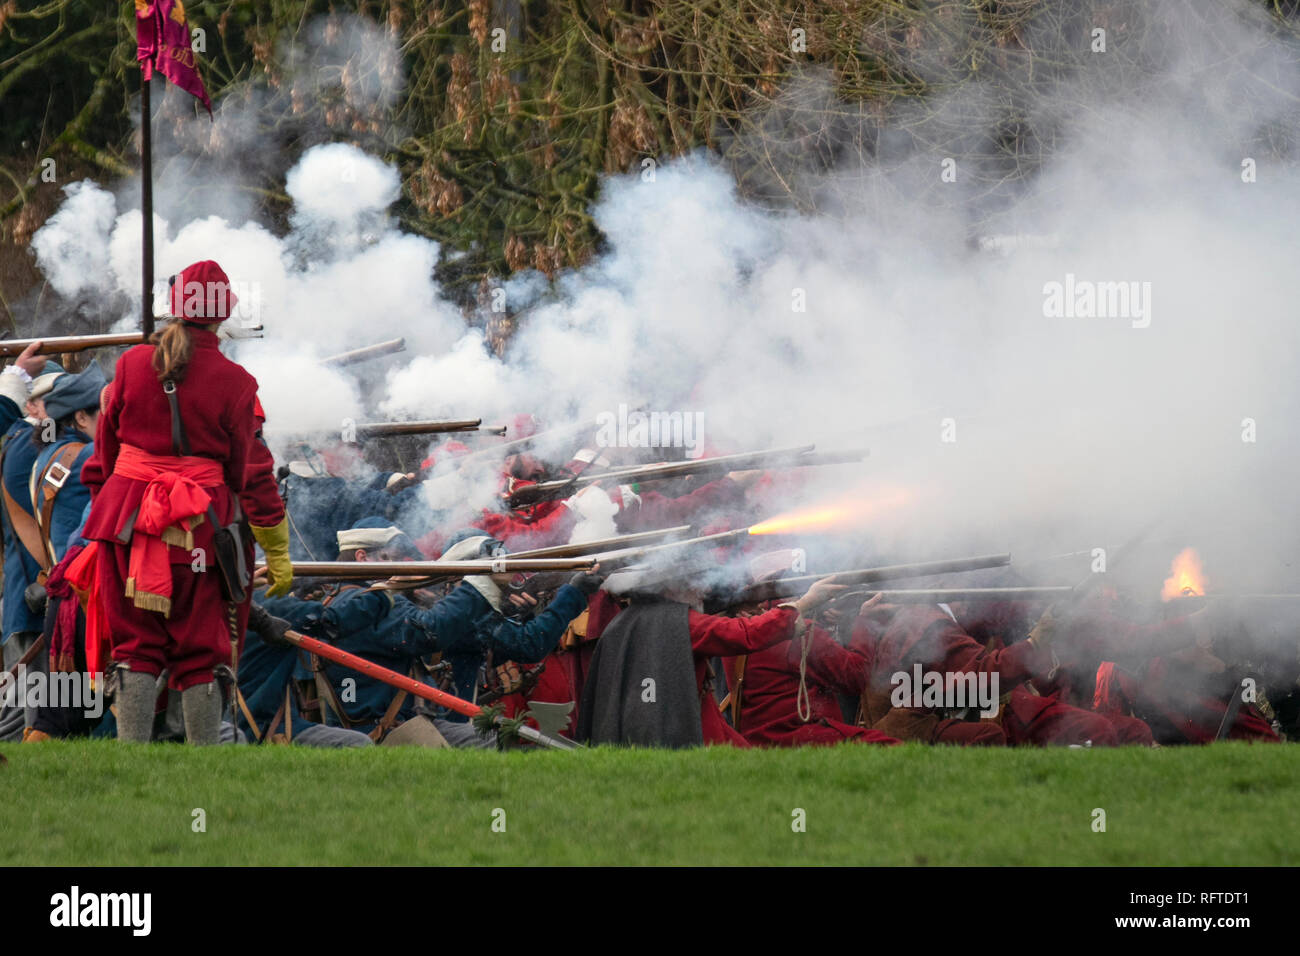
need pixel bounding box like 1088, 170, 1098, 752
281, 629, 580, 751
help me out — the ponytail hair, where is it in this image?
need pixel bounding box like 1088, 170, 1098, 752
151, 320, 195, 383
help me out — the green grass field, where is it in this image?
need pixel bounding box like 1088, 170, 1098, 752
1, 742, 1294, 866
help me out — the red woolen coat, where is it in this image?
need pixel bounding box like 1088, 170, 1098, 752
732, 624, 896, 746
83, 331, 283, 534
687, 605, 800, 746
81, 331, 284, 688
853, 604, 1048, 694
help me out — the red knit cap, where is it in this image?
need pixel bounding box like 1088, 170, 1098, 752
169, 259, 238, 321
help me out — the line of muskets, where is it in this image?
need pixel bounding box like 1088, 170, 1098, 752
285, 530, 1300, 607
287, 525, 729, 583
507, 444, 867, 507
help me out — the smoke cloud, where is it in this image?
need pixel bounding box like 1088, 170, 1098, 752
25, 0, 1300, 598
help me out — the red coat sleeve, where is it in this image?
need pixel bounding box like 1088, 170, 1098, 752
688, 605, 797, 657
849, 605, 1046, 687
239, 393, 285, 527
912, 614, 1047, 685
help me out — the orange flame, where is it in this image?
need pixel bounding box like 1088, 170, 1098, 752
1161, 547, 1206, 601
749, 488, 915, 536
750, 507, 850, 536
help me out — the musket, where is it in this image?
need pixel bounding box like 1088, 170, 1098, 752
365, 526, 698, 593
446, 420, 597, 472
280, 629, 580, 750
1163, 593, 1300, 604
728, 553, 1013, 604
355, 419, 506, 438
588, 527, 753, 569
496, 527, 754, 605
509, 445, 866, 507
1064, 517, 1165, 604
320, 338, 406, 367
829, 586, 1075, 604
0, 332, 146, 357
509, 525, 693, 560
266, 419, 506, 441
288, 557, 598, 579
1215, 674, 1252, 741
363, 526, 694, 592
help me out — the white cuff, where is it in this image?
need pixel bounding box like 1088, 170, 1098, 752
0, 367, 30, 407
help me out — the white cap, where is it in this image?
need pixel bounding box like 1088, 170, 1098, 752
336, 526, 405, 551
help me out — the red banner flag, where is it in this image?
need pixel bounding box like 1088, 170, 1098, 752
135, 0, 211, 115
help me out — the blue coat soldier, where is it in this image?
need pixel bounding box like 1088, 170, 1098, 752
234, 592, 373, 747
5, 367, 102, 742
0, 353, 64, 742
280, 461, 431, 561
1, 367, 63, 643
314, 519, 601, 746
31, 365, 104, 567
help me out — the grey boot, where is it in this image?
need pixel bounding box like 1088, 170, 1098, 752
115, 670, 159, 743
181, 681, 222, 746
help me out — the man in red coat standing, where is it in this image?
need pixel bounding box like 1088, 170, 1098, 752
81, 260, 291, 744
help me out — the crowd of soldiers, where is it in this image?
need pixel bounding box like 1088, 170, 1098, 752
0, 259, 1293, 750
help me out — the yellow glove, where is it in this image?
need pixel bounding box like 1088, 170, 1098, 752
251, 517, 293, 598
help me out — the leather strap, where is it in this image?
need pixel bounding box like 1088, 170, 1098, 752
728, 655, 747, 731
163, 381, 228, 544
311, 656, 354, 729
0, 440, 54, 573
33, 442, 85, 567
284, 682, 293, 744
368, 688, 408, 742
235, 687, 264, 742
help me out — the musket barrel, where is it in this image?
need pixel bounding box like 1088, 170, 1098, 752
289, 557, 597, 579
588, 527, 753, 568
448, 419, 596, 471
320, 338, 407, 367
1166, 593, 1300, 602
509, 444, 852, 506
354, 419, 484, 437
843, 586, 1074, 602
509, 525, 693, 559
348, 530, 697, 592
266, 419, 505, 441
736, 553, 1013, 602
0, 332, 147, 357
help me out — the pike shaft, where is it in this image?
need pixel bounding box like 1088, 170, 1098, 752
282, 630, 578, 750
